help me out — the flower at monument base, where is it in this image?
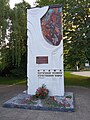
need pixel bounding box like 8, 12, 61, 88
50, 96, 57, 103
35, 84, 49, 99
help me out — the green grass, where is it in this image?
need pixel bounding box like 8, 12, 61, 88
0, 76, 26, 85
0, 72, 90, 88
64, 72, 90, 88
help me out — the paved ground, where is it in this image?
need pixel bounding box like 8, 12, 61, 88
0, 85, 90, 120
71, 71, 90, 77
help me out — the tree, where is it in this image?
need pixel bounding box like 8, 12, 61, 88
7, 1, 30, 76
0, 0, 30, 76
0, 0, 10, 73
9, 1, 30, 66
63, 0, 90, 69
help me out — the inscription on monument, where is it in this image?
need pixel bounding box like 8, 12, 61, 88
38, 69, 62, 78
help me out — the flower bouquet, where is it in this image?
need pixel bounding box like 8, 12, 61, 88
35, 84, 49, 99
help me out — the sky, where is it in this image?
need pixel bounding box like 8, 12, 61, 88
10, 0, 36, 8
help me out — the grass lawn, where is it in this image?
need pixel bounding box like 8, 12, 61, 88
0, 76, 26, 85
0, 72, 90, 88
64, 72, 90, 88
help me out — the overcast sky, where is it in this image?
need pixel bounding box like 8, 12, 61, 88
10, 0, 36, 8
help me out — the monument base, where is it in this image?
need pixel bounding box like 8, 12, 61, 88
3, 92, 74, 112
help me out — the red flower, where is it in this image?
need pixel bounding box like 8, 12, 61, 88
35, 84, 49, 99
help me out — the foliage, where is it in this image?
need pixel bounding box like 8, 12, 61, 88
0, 0, 30, 76
35, 84, 49, 99
9, 1, 30, 67
0, 0, 10, 71
63, 0, 90, 69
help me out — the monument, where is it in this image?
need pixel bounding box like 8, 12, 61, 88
27, 5, 64, 96
3, 5, 74, 112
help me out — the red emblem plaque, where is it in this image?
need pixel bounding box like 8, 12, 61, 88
36, 56, 48, 64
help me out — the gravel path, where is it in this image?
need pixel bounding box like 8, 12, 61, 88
71, 71, 90, 77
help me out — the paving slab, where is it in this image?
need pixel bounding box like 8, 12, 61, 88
0, 85, 90, 120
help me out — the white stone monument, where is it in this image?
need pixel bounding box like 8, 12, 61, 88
27, 5, 64, 96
